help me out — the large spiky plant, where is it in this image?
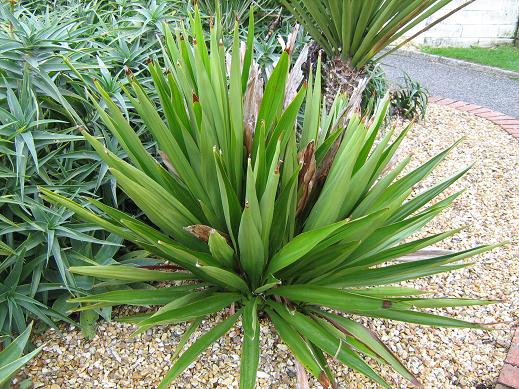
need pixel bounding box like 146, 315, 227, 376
280, 0, 475, 99
41, 7, 497, 388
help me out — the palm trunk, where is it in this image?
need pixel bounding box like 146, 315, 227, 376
324, 56, 367, 107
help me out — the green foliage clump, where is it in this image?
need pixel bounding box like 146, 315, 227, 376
391, 74, 429, 120
42, 9, 497, 388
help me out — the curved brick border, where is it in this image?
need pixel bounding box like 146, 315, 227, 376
429, 96, 519, 140
430, 96, 519, 388
496, 328, 519, 389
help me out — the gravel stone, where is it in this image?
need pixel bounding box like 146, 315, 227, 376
20, 105, 519, 388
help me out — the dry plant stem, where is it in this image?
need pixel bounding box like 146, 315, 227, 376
324, 57, 367, 106
295, 359, 310, 389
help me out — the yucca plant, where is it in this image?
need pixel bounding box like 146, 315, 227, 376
41, 8, 497, 388
279, 0, 475, 99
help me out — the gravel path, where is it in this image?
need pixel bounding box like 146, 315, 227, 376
19, 105, 519, 388
381, 51, 519, 118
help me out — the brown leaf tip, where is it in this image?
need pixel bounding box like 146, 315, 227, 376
275, 161, 282, 174
124, 66, 133, 77
319, 371, 331, 388
184, 224, 213, 242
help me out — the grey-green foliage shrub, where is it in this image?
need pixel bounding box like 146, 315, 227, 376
0, 1, 163, 339
0, 69, 130, 339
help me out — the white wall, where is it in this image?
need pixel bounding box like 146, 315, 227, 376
408, 0, 519, 47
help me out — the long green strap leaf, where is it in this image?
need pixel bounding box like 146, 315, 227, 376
266, 308, 323, 379
171, 318, 204, 361
269, 301, 389, 388
268, 285, 411, 313
138, 293, 240, 328
69, 265, 194, 282
240, 314, 260, 389
267, 218, 351, 274
158, 311, 241, 389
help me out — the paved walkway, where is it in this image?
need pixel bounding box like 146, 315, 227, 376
381, 52, 519, 118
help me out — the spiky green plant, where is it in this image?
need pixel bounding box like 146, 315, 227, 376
41, 8, 497, 388
391, 73, 429, 120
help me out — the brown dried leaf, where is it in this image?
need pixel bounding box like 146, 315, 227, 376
319, 371, 332, 389
243, 62, 263, 155
279, 24, 300, 55
184, 225, 232, 245
295, 359, 310, 389
397, 248, 455, 263
244, 125, 253, 156
297, 141, 316, 215
184, 225, 214, 242
159, 151, 177, 175
315, 137, 340, 186
285, 43, 310, 108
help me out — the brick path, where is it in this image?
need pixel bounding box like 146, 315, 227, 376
430, 96, 519, 140
431, 97, 519, 388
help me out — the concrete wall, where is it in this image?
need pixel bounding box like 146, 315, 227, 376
407, 0, 519, 47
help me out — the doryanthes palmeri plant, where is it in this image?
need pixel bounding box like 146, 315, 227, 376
279, 0, 475, 98
41, 7, 497, 388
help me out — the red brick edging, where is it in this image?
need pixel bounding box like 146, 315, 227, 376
429, 96, 519, 140
496, 328, 519, 389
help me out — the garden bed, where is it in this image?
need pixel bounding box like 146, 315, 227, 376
19, 104, 519, 388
